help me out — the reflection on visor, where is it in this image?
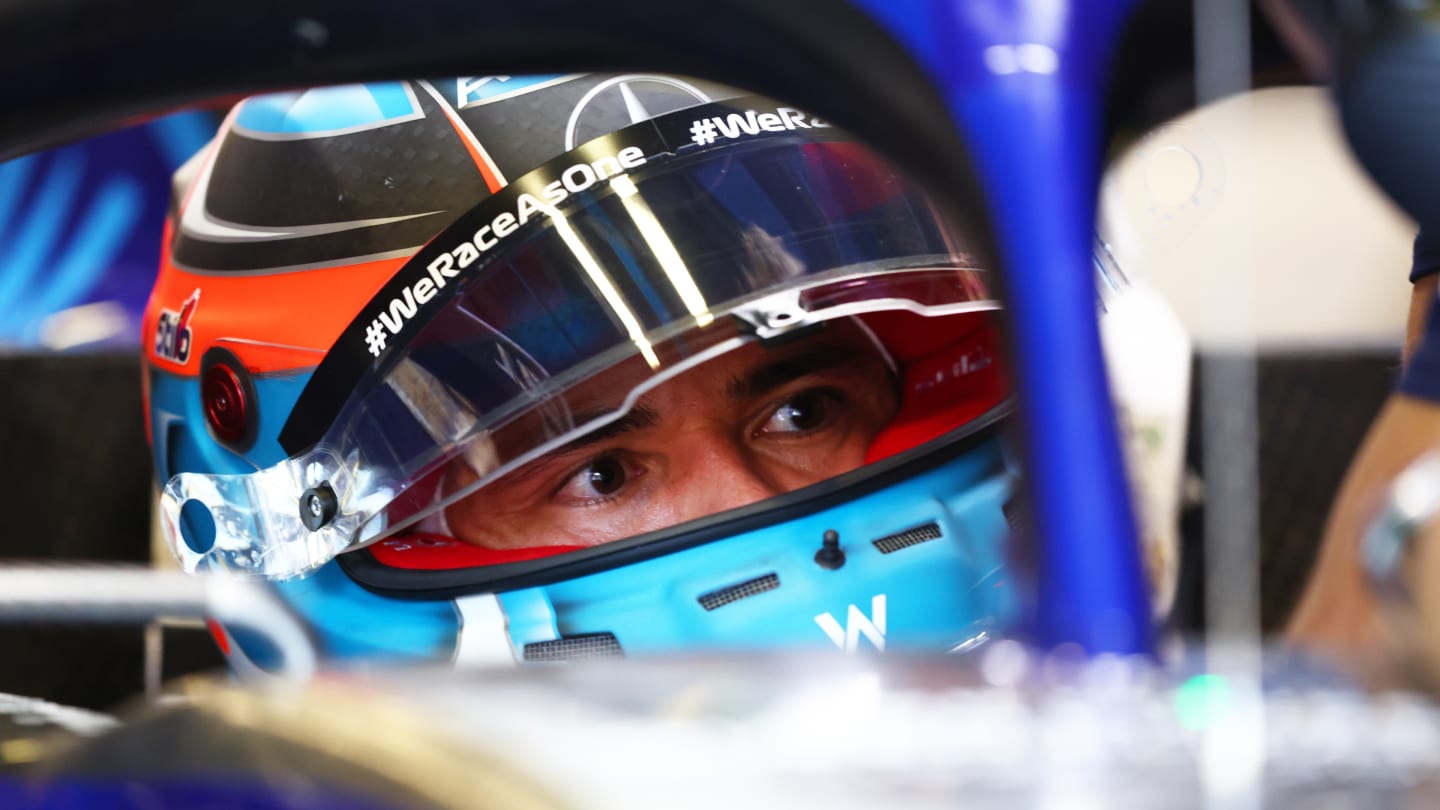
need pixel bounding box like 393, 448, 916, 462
160, 135, 996, 579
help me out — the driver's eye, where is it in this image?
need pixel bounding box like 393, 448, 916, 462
760, 390, 834, 435
573, 455, 629, 498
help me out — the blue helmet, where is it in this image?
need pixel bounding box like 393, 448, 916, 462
143, 74, 1017, 672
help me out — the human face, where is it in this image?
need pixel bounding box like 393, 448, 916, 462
442, 321, 899, 550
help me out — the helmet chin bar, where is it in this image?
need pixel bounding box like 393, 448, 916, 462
437, 419, 1017, 662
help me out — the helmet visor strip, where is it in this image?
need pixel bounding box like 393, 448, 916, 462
160, 116, 997, 579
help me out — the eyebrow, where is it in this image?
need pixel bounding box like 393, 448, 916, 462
519, 343, 864, 461
724, 345, 861, 402
554, 404, 662, 453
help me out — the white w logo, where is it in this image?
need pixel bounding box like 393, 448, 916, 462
814, 594, 887, 653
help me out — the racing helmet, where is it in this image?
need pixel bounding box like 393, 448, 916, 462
143, 75, 1017, 672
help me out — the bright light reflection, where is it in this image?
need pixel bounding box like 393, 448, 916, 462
766, 671, 885, 748
1201, 710, 1265, 799
545, 204, 660, 368
39, 300, 128, 349
1039, 782, 1106, 810
611, 173, 714, 327
979, 639, 1030, 687
983, 43, 1060, 75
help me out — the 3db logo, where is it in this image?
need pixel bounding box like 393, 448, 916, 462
155, 289, 199, 364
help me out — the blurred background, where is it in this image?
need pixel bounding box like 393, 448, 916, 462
0, 0, 1418, 710
0, 110, 228, 708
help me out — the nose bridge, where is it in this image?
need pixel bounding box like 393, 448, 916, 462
679, 430, 781, 514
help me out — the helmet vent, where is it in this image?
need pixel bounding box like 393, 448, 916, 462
522, 633, 623, 662
697, 573, 781, 611
872, 522, 943, 554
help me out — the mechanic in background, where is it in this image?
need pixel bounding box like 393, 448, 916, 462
1288, 229, 1440, 684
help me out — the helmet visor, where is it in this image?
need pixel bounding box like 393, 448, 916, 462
160, 118, 999, 579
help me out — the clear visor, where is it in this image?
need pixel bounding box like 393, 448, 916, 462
161, 138, 997, 578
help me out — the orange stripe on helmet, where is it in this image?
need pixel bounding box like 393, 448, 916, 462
144, 220, 409, 377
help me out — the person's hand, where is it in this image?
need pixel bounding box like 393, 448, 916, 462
1288, 394, 1440, 688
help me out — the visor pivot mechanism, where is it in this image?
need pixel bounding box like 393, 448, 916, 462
730, 292, 826, 347
814, 529, 846, 570
300, 483, 338, 532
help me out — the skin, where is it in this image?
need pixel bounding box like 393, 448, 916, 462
1286, 275, 1440, 683
1406, 276, 1439, 366
442, 322, 898, 550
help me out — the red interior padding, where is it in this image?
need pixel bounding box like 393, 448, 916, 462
859, 310, 1007, 463
368, 533, 584, 570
